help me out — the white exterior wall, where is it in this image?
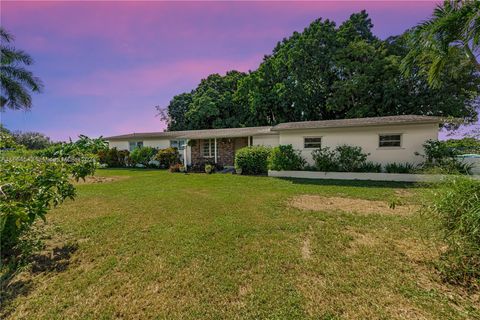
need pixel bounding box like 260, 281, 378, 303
252, 134, 279, 147
277, 123, 438, 166
108, 140, 129, 150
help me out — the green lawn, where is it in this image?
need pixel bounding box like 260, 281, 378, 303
2, 169, 479, 319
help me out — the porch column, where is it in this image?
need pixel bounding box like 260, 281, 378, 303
214, 138, 217, 164
248, 136, 251, 147
183, 139, 188, 171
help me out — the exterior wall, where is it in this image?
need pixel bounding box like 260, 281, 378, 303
253, 134, 279, 147
108, 138, 170, 150
277, 123, 438, 165
108, 140, 129, 150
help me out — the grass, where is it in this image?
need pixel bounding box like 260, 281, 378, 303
1, 169, 479, 319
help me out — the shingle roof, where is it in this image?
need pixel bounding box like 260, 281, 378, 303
105, 126, 273, 140
270, 115, 442, 131
105, 115, 442, 140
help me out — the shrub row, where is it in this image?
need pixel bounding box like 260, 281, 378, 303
98, 146, 181, 168
234, 141, 475, 176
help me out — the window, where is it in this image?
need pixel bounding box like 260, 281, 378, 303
304, 137, 322, 149
202, 139, 215, 157
128, 141, 143, 151
379, 134, 401, 148
170, 139, 186, 150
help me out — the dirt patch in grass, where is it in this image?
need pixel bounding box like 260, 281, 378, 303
290, 195, 418, 215
73, 175, 125, 184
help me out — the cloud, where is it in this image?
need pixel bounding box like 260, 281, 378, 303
54, 55, 262, 97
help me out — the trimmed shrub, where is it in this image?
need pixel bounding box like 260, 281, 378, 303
234, 146, 271, 175
385, 162, 416, 174
154, 147, 181, 168
425, 177, 480, 289
268, 145, 306, 171
130, 146, 156, 166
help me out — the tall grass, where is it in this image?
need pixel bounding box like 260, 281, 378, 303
425, 177, 480, 289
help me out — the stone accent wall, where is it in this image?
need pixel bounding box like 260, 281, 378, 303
190, 137, 248, 168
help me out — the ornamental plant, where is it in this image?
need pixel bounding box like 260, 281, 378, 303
155, 147, 181, 168
130, 146, 157, 166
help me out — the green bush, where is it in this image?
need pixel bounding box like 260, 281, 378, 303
335, 145, 369, 172
418, 140, 471, 174
0, 132, 23, 150
268, 145, 306, 171
425, 177, 480, 288
155, 147, 181, 168
98, 148, 130, 167
311, 147, 339, 172
311, 145, 380, 172
234, 146, 271, 175
385, 162, 416, 173
130, 146, 157, 166
0, 157, 96, 260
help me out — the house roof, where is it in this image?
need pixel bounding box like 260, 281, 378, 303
270, 115, 443, 131
105, 115, 442, 140
105, 126, 273, 140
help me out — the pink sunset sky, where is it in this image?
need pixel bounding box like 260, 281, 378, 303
1, 1, 477, 141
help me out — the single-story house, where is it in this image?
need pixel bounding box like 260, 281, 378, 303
105, 115, 442, 168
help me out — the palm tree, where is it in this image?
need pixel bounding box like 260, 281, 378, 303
402, 0, 479, 87
0, 27, 43, 111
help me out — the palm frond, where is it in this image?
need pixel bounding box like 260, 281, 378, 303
1, 47, 34, 65
0, 66, 43, 92
0, 27, 13, 43
0, 74, 33, 110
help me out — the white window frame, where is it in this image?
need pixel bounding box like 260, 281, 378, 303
303, 136, 322, 149
378, 133, 402, 148
170, 139, 186, 150
128, 141, 143, 151
202, 139, 215, 158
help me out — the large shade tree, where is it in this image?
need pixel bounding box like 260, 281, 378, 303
0, 27, 43, 111
161, 10, 479, 130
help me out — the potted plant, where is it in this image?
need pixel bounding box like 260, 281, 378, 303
205, 164, 213, 174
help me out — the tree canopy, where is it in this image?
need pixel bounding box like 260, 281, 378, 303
160, 10, 479, 131
402, 0, 480, 87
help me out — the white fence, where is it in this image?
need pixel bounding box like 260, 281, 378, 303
268, 170, 480, 182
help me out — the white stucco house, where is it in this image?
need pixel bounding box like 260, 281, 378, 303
105, 115, 441, 168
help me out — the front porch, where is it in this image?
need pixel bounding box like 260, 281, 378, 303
189, 137, 252, 168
